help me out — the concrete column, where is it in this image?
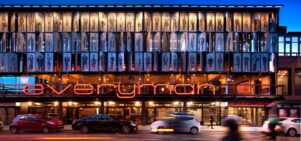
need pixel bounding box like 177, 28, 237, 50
58, 101, 63, 119
183, 101, 187, 112
100, 101, 105, 114
141, 101, 147, 125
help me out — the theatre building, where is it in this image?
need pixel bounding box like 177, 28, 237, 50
0, 4, 285, 126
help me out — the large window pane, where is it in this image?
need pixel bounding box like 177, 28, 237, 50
279, 43, 284, 56
285, 43, 291, 56
292, 43, 298, 56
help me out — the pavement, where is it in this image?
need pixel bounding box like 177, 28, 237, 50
1, 125, 262, 132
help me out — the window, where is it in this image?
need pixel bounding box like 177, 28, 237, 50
285, 43, 291, 56
292, 37, 298, 42
299, 43, 301, 56
292, 119, 300, 123
279, 36, 284, 56
279, 43, 284, 56
279, 36, 284, 42
295, 69, 301, 96
286, 37, 291, 42
292, 37, 298, 56
292, 43, 298, 56
277, 70, 289, 95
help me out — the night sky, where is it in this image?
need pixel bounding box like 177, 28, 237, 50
0, 0, 300, 32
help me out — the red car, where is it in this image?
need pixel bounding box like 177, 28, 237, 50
10, 114, 64, 134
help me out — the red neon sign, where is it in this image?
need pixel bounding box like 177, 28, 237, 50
23, 83, 215, 99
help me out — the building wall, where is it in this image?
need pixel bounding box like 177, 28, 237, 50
278, 52, 301, 96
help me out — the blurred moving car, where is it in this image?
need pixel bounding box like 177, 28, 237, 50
150, 113, 201, 134
72, 114, 137, 134
281, 118, 300, 137
9, 114, 64, 134
261, 118, 285, 135
0, 120, 3, 131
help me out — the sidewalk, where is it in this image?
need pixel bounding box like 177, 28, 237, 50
1, 125, 262, 132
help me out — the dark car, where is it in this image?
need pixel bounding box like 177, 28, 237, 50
10, 114, 64, 134
72, 114, 137, 134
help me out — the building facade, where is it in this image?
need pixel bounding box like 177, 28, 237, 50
272, 28, 301, 118
0, 4, 284, 126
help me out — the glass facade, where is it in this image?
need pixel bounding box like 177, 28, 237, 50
0, 11, 278, 73
0, 7, 283, 126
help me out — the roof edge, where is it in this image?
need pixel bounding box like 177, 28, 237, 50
0, 4, 284, 9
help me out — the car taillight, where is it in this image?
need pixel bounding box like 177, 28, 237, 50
195, 119, 200, 123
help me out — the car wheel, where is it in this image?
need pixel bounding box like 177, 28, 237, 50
190, 127, 198, 135
80, 125, 89, 134
42, 126, 50, 134
10, 126, 18, 134
121, 126, 130, 134
287, 128, 297, 137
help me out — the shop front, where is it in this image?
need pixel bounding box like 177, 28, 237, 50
228, 102, 270, 126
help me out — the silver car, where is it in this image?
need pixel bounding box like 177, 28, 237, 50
150, 114, 201, 134
281, 118, 300, 136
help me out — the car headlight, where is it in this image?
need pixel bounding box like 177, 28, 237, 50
47, 121, 55, 125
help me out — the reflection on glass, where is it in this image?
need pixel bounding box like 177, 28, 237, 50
18, 13, 26, 32
27, 13, 35, 32
63, 53, 71, 72
215, 53, 224, 72
35, 12, 44, 32
233, 53, 241, 72
161, 53, 170, 72
90, 12, 99, 32
90, 53, 98, 72
152, 13, 161, 32
63, 12, 71, 32
233, 13, 241, 32
45, 53, 53, 72
117, 12, 125, 32
189, 12, 197, 31
26, 33, 35, 52
81, 53, 89, 72
118, 52, 124, 72
108, 13, 116, 31
90, 33, 99, 52
215, 13, 224, 32
206, 13, 215, 32
99, 12, 107, 32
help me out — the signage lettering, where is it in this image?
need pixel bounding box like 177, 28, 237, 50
23, 83, 215, 99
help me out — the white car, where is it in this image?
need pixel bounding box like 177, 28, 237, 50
0, 121, 3, 131
281, 118, 300, 136
150, 113, 201, 134
261, 119, 283, 135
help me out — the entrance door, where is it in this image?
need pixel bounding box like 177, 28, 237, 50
203, 107, 221, 125
65, 107, 77, 124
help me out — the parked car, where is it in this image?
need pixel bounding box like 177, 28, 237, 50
150, 114, 201, 134
46, 113, 59, 119
281, 118, 300, 136
0, 120, 3, 131
9, 114, 64, 134
72, 114, 137, 134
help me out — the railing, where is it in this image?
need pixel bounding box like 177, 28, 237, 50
0, 83, 286, 97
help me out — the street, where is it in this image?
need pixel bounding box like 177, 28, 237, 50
0, 131, 299, 141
